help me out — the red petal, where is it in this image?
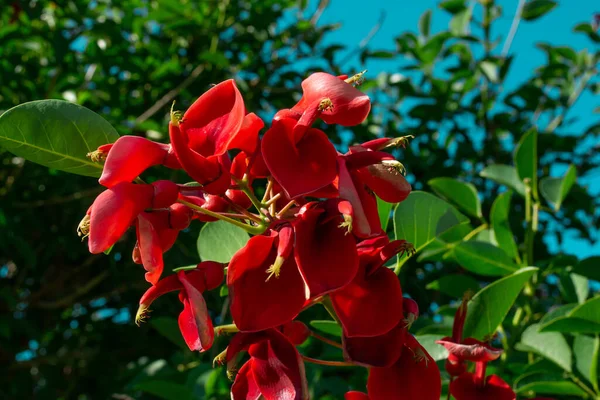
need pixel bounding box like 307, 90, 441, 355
294, 204, 359, 297
88, 182, 154, 253
231, 360, 262, 400
356, 164, 411, 203
181, 79, 246, 156
262, 118, 337, 199
367, 335, 441, 400
226, 113, 264, 154
345, 392, 370, 400
177, 271, 214, 352
99, 136, 171, 188
450, 373, 515, 400
436, 338, 503, 363
228, 234, 307, 332
151, 180, 179, 208
343, 324, 406, 367
331, 264, 402, 337
138, 274, 182, 308
194, 261, 225, 291
282, 321, 310, 346
136, 213, 164, 285
248, 330, 309, 400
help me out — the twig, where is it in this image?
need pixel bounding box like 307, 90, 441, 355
338, 10, 386, 67
310, 0, 329, 25
501, 0, 525, 57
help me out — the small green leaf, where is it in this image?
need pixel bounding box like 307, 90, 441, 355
519, 323, 572, 372
514, 129, 538, 200
439, 0, 467, 14
558, 273, 589, 304
540, 304, 578, 326
539, 164, 577, 211
426, 274, 480, 298
309, 320, 342, 337
197, 220, 249, 263
479, 61, 499, 83
149, 317, 188, 351
480, 164, 526, 196
539, 296, 600, 334
0, 100, 119, 177
573, 334, 599, 391
573, 257, 600, 281
419, 10, 432, 37
490, 191, 519, 260
135, 381, 195, 400
521, 0, 558, 21
394, 191, 469, 269
449, 7, 472, 36
515, 381, 586, 396
463, 267, 537, 340
416, 334, 448, 361
452, 241, 519, 276
376, 195, 393, 232
428, 177, 482, 218
570, 296, 600, 324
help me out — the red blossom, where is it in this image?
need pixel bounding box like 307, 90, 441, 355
450, 373, 515, 400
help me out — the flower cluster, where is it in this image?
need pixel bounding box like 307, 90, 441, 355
80, 72, 458, 399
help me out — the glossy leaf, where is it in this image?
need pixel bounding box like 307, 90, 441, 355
394, 191, 469, 268
376, 195, 393, 232
573, 334, 599, 391
428, 177, 482, 218
480, 164, 526, 196
0, 100, 119, 177
197, 220, 249, 263
490, 191, 519, 260
514, 129, 538, 199
522, 0, 558, 21
463, 267, 537, 340
309, 320, 342, 337
416, 334, 449, 361
539, 164, 576, 211
426, 274, 480, 298
519, 323, 572, 372
515, 381, 586, 397
452, 241, 519, 276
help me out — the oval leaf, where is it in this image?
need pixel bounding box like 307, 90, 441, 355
452, 241, 519, 276
573, 334, 599, 391
514, 129, 538, 200
519, 323, 572, 372
539, 164, 577, 211
428, 177, 482, 218
309, 320, 342, 337
0, 100, 119, 177
197, 220, 249, 263
480, 164, 525, 196
426, 274, 480, 298
515, 381, 586, 397
376, 195, 393, 232
522, 0, 558, 21
463, 267, 537, 340
490, 191, 519, 260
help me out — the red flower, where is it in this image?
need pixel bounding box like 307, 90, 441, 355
274, 72, 371, 135
177, 186, 229, 222
450, 372, 515, 400
345, 392, 369, 400
169, 79, 263, 194
227, 329, 309, 400
82, 180, 179, 254
136, 262, 224, 352
367, 335, 442, 400
262, 117, 338, 199
97, 136, 180, 188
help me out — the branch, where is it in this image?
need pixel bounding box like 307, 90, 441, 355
338, 10, 386, 67
501, 0, 525, 57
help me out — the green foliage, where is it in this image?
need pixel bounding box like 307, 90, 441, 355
197, 221, 249, 263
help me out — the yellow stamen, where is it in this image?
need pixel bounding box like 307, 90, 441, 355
385, 135, 415, 149
381, 159, 407, 176
135, 304, 150, 326
403, 313, 417, 330
344, 70, 367, 86
265, 256, 285, 281
86, 149, 108, 163
410, 347, 430, 367
170, 101, 183, 126
318, 98, 334, 112
338, 214, 353, 235
77, 214, 90, 240
213, 348, 228, 368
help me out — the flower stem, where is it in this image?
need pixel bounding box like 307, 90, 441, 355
276, 200, 297, 219
178, 199, 266, 235
300, 355, 354, 367
311, 332, 343, 349
214, 323, 239, 336
234, 177, 268, 219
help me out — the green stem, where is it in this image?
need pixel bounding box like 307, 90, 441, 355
234, 177, 269, 219
462, 224, 489, 242
569, 374, 598, 399
178, 199, 266, 235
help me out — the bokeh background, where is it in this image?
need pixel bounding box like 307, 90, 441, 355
1, 0, 598, 399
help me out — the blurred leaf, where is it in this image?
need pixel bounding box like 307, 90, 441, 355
428, 177, 482, 218
419, 10, 432, 37
439, 0, 467, 14
463, 267, 537, 340
376, 195, 393, 232
135, 381, 194, 400
515, 381, 586, 396
426, 274, 480, 298
573, 334, 599, 391
197, 220, 249, 263
573, 23, 600, 43
449, 8, 472, 36
150, 317, 188, 351
558, 273, 589, 304
480, 164, 526, 196
490, 191, 519, 261
452, 241, 519, 276
310, 320, 342, 337
539, 297, 600, 333
519, 323, 571, 372
514, 129, 538, 199
479, 61, 499, 83
416, 334, 448, 361
573, 257, 600, 281
521, 0, 558, 21
539, 164, 576, 211
394, 191, 469, 268
0, 100, 119, 177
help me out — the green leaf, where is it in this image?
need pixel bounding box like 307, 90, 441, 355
416, 334, 448, 361
490, 191, 519, 260
539, 164, 577, 211
515, 381, 586, 397
0, 100, 119, 177
514, 129, 538, 200
419, 10, 432, 37
197, 220, 249, 263
449, 7, 472, 36
376, 195, 393, 232
417, 222, 473, 262
439, 0, 467, 14
426, 274, 480, 298
574, 23, 600, 43
428, 177, 482, 218
558, 273, 589, 304
479, 61, 499, 83
135, 381, 194, 400
540, 304, 577, 326
573, 334, 599, 391
480, 164, 526, 196
519, 323, 572, 372
570, 296, 600, 324
573, 257, 600, 281
463, 267, 537, 340
539, 297, 600, 334
451, 241, 519, 276
149, 317, 188, 351
521, 0, 558, 21
309, 320, 342, 337
393, 191, 469, 268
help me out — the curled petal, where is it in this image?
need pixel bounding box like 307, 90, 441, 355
136, 213, 165, 285
177, 271, 214, 352
356, 164, 411, 203
88, 182, 154, 253
231, 360, 262, 400
450, 373, 515, 400
137, 274, 183, 324
151, 180, 179, 208
282, 321, 310, 346
195, 261, 225, 291
226, 112, 264, 154
436, 338, 503, 363
343, 323, 406, 367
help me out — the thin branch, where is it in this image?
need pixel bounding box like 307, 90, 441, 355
501, 0, 525, 57
338, 10, 386, 67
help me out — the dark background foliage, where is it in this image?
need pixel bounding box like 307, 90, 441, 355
1, 0, 598, 399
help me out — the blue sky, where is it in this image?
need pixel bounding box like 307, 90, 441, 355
318, 0, 599, 257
